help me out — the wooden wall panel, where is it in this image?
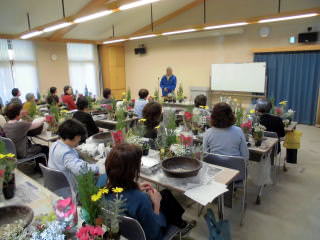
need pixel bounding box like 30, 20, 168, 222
99, 44, 126, 100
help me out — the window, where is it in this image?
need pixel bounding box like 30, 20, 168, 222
67, 43, 99, 96
0, 39, 39, 104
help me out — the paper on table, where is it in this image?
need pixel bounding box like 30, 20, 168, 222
141, 156, 160, 168
184, 181, 228, 206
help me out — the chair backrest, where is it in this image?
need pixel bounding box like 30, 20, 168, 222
203, 153, 246, 182
0, 136, 17, 155
119, 215, 146, 240
264, 131, 278, 138
39, 163, 71, 193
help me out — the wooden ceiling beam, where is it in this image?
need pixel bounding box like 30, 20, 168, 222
133, 0, 204, 35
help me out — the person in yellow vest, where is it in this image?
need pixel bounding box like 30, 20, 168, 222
283, 130, 302, 170
23, 93, 37, 118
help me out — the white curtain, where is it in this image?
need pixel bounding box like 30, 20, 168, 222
11, 40, 39, 102
67, 43, 99, 96
0, 39, 39, 104
0, 39, 14, 105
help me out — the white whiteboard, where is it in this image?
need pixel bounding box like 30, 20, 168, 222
211, 62, 266, 93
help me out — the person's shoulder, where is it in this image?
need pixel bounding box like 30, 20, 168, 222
230, 125, 243, 134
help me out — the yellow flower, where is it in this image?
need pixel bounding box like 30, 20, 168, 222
160, 148, 165, 154
98, 187, 109, 195
249, 109, 255, 114
279, 100, 287, 105
0, 154, 5, 159
60, 110, 69, 113
122, 92, 126, 96
6, 153, 15, 158
91, 193, 102, 202
139, 118, 147, 123
112, 187, 124, 193
154, 125, 160, 129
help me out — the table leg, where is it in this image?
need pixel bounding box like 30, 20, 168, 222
256, 185, 264, 205
218, 195, 225, 220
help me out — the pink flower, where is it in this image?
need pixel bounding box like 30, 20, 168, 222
131, 99, 135, 103
0, 169, 5, 178
45, 115, 54, 123
76, 225, 104, 240
184, 112, 193, 121
275, 107, 283, 115
112, 130, 124, 145
180, 134, 193, 147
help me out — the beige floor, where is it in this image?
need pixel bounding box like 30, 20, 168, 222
184, 124, 320, 240
22, 124, 320, 240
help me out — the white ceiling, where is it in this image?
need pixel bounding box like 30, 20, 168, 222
0, 0, 319, 40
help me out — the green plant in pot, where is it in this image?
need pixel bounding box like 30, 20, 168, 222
253, 124, 266, 147
0, 153, 17, 200
176, 83, 184, 103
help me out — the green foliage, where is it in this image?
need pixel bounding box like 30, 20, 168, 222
100, 194, 126, 234
49, 104, 60, 122
176, 83, 184, 101
126, 88, 131, 102
0, 155, 16, 184
153, 89, 160, 101
115, 108, 126, 131
86, 96, 96, 110
235, 107, 244, 127
0, 141, 5, 154
29, 102, 37, 118
76, 167, 100, 225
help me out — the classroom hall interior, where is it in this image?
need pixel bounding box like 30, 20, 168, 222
0, 0, 319, 240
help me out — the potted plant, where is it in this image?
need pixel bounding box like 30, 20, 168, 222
253, 124, 266, 147
142, 142, 150, 156
0, 153, 17, 199
176, 83, 184, 103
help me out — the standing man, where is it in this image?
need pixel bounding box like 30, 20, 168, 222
160, 67, 177, 97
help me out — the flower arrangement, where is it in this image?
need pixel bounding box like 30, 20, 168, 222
0, 153, 17, 199
45, 115, 58, 133
179, 134, 193, 147
240, 120, 252, 134
253, 124, 266, 147
115, 108, 126, 131
111, 130, 125, 146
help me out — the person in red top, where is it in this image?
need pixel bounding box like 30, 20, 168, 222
62, 85, 77, 110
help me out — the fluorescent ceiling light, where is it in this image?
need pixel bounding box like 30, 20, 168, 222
258, 13, 318, 23
129, 34, 157, 40
103, 39, 127, 44
162, 29, 196, 36
74, 10, 113, 23
43, 22, 73, 32
119, 0, 159, 11
20, 31, 43, 39
204, 22, 249, 30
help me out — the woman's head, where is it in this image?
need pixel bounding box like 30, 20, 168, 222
255, 98, 272, 114
106, 143, 142, 189
194, 94, 207, 108
142, 102, 162, 128
138, 89, 149, 99
58, 119, 87, 147
50, 87, 57, 95
76, 96, 89, 111
64, 85, 73, 95
5, 103, 22, 120
210, 102, 235, 128
103, 88, 111, 99
25, 93, 35, 102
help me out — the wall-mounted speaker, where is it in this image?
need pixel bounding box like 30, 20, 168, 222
134, 44, 147, 55
298, 32, 318, 43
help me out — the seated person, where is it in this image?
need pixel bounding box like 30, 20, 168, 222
134, 89, 149, 118
0, 113, 6, 128
73, 96, 99, 137
3, 103, 48, 169
97, 143, 195, 240
101, 88, 112, 104
255, 98, 285, 152
203, 102, 249, 160
61, 85, 77, 110
48, 119, 101, 190
10, 88, 22, 105
46, 87, 60, 106
23, 93, 37, 117
193, 94, 210, 116
142, 102, 162, 140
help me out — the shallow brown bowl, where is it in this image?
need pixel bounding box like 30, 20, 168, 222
161, 157, 202, 178
0, 205, 34, 227
91, 132, 112, 145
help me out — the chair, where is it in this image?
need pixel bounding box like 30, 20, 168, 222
39, 163, 73, 199
0, 136, 47, 165
119, 215, 181, 240
203, 152, 247, 226
264, 131, 281, 182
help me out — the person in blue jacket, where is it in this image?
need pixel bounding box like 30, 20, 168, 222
97, 143, 195, 240
160, 67, 177, 97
